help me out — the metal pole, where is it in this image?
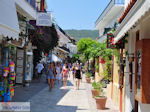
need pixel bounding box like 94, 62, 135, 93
40, 0, 45, 12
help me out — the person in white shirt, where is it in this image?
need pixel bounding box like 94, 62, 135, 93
36, 62, 44, 81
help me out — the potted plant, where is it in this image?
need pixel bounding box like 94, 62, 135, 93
85, 72, 92, 83
95, 82, 107, 110
91, 82, 101, 98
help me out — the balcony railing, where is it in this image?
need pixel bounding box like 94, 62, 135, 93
95, 0, 124, 26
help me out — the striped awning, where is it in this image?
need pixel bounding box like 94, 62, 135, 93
114, 0, 150, 43
0, 0, 20, 40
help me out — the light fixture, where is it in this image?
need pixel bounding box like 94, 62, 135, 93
127, 53, 135, 62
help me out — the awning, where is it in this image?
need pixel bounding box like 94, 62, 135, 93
0, 0, 20, 40
15, 0, 37, 20
51, 54, 62, 62
57, 47, 70, 54
114, 0, 150, 43
56, 29, 71, 46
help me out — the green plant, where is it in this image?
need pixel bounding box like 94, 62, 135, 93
94, 82, 106, 97
92, 82, 103, 91
95, 64, 99, 72
85, 72, 92, 78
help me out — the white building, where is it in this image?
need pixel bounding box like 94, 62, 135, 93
95, 0, 124, 43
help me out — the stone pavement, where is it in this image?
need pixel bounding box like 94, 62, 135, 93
13, 75, 119, 112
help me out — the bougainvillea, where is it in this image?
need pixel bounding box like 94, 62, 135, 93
107, 32, 128, 49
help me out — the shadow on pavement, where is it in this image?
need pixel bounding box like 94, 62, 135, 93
12, 74, 86, 112
12, 75, 48, 102
30, 80, 79, 112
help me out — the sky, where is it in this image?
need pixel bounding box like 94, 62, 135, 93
46, 0, 110, 30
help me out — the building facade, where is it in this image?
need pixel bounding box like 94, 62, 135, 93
95, 0, 125, 111
114, 0, 150, 112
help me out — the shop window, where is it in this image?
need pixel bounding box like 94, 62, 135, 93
136, 50, 142, 97
135, 39, 150, 103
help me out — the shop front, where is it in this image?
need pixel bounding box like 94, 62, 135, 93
114, 0, 150, 112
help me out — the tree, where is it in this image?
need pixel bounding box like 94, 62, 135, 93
77, 37, 119, 79
77, 38, 97, 60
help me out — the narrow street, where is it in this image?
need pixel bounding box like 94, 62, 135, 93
13, 74, 118, 112
1, 0, 150, 112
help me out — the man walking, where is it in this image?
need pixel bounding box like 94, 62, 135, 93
36, 62, 44, 81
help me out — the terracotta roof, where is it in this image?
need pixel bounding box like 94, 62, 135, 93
118, 0, 137, 23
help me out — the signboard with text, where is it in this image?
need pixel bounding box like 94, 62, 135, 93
36, 12, 52, 26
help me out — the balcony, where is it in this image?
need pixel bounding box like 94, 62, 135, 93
95, 0, 124, 30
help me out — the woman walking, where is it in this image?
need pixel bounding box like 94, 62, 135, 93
56, 62, 62, 84
62, 65, 69, 87
47, 63, 55, 91
75, 66, 82, 90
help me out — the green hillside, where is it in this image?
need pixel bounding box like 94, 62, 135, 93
65, 30, 99, 40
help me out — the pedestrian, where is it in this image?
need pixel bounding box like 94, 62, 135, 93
53, 62, 57, 84
75, 66, 82, 90
35, 62, 44, 82
47, 63, 55, 91
56, 62, 62, 84
62, 65, 69, 87
72, 65, 76, 80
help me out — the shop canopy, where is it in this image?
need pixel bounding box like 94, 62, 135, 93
0, 0, 20, 40
114, 0, 150, 43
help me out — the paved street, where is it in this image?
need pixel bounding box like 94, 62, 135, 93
13, 75, 119, 112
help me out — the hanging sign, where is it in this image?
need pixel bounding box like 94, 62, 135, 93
36, 12, 52, 26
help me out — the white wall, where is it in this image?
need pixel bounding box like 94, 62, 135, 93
124, 31, 136, 112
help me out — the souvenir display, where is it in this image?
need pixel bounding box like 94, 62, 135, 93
0, 61, 16, 102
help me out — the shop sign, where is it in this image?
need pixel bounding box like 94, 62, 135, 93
27, 52, 33, 55
36, 12, 52, 26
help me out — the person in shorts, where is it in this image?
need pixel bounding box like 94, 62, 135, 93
47, 63, 55, 91
62, 65, 69, 87
75, 66, 82, 90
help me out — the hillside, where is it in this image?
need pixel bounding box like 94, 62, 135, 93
65, 30, 99, 40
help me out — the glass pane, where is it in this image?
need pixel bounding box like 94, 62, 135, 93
136, 50, 142, 97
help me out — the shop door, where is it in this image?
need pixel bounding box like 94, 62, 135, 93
16, 49, 24, 84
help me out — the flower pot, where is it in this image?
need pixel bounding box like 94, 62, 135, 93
86, 77, 91, 83
95, 96, 107, 110
91, 89, 100, 98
